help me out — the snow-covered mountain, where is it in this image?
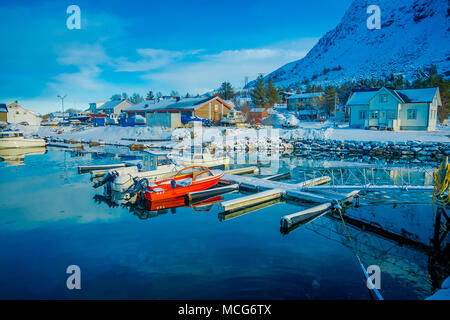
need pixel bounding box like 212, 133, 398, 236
253, 0, 450, 88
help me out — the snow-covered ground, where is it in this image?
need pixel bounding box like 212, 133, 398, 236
8, 122, 450, 147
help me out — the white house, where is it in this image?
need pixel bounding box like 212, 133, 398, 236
5, 102, 41, 126
346, 87, 441, 131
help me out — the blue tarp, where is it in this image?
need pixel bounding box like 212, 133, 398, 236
92, 118, 105, 127
181, 115, 205, 124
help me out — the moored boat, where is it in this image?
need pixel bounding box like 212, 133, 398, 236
144, 166, 223, 202
0, 130, 46, 149
172, 148, 230, 167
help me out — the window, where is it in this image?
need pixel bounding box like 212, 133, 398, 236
370, 110, 379, 119
407, 109, 417, 120
359, 111, 367, 119
379, 94, 388, 103
387, 110, 397, 119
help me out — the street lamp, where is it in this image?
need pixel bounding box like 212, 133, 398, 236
57, 94, 67, 121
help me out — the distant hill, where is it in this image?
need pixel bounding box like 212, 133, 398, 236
249, 0, 450, 88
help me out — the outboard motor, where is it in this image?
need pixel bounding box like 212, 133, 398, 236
93, 170, 119, 189
126, 177, 149, 198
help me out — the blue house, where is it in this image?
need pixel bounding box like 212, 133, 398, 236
346, 87, 441, 131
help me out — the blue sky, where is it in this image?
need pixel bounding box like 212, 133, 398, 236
0, 0, 353, 113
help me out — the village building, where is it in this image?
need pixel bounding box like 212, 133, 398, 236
248, 107, 268, 124
87, 101, 106, 113
124, 96, 234, 128
96, 99, 133, 115
346, 87, 441, 131
3, 102, 41, 125
287, 92, 325, 111
0, 104, 7, 122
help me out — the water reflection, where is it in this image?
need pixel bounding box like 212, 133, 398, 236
0, 147, 47, 166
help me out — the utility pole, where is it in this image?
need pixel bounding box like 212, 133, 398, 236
57, 94, 67, 121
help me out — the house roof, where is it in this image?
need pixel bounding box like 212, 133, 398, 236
346, 91, 379, 105
0, 104, 7, 112
97, 99, 129, 110
125, 98, 177, 112
346, 87, 440, 105
395, 87, 439, 103
288, 92, 324, 100
126, 96, 233, 113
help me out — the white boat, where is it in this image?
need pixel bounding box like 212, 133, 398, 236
95, 151, 179, 193
172, 148, 230, 167
0, 131, 46, 149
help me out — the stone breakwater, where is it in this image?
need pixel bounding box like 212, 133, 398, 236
290, 138, 450, 162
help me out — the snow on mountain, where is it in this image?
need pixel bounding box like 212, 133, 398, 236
253, 0, 450, 88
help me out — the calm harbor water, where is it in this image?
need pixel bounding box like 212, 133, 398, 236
0, 148, 447, 299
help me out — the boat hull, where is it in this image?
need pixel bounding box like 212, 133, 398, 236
145, 173, 223, 201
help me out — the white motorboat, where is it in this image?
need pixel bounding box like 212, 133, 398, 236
172, 148, 230, 167
94, 151, 179, 193
0, 131, 46, 149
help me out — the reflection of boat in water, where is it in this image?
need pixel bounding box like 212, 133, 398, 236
172, 148, 230, 167
0, 146, 47, 166
144, 166, 223, 201
0, 131, 46, 149
145, 195, 223, 212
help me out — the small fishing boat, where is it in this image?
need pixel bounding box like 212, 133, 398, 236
95, 151, 179, 192
172, 148, 230, 167
0, 130, 46, 149
144, 166, 223, 202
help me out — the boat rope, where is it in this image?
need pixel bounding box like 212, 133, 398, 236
432, 159, 449, 232
333, 199, 384, 301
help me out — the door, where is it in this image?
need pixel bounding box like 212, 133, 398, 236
379, 111, 387, 126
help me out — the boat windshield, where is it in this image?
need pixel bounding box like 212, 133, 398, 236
1, 132, 23, 138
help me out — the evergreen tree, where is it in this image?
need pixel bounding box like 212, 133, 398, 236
129, 93, 144, 104
250, 75, 266, 107
218, 82, 235, 100
111, 94, 122, 100
122, 92, 128, 100
266, 78, 279, 107
146, 91, 155, 100
170, 90, 179, 97
156, 92, 163, 100
324, 86, 338, 116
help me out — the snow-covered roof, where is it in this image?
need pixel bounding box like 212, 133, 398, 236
288, 92, 324, 100
396, 87, 439, 103
346, 91, 379, 105
97, 99, 128, 110
346, 87, 440, 105
125, 98, 177, 112
0, 104, 7, 112
126, 96, 233, 112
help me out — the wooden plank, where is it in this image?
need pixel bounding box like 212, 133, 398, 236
280, 190, 360, 229
262, 172, 292, 181
219, 188, 284, 212
301, 185, 434, 192
219, 198, 281, 221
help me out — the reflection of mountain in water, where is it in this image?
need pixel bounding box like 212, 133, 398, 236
0, 147, 47, 166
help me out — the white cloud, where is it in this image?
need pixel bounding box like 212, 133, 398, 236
112, 48, 202, 72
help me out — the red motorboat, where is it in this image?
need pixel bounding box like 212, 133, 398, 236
144, 166, 224, 202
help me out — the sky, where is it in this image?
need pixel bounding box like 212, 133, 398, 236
0, 0, 353, 113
